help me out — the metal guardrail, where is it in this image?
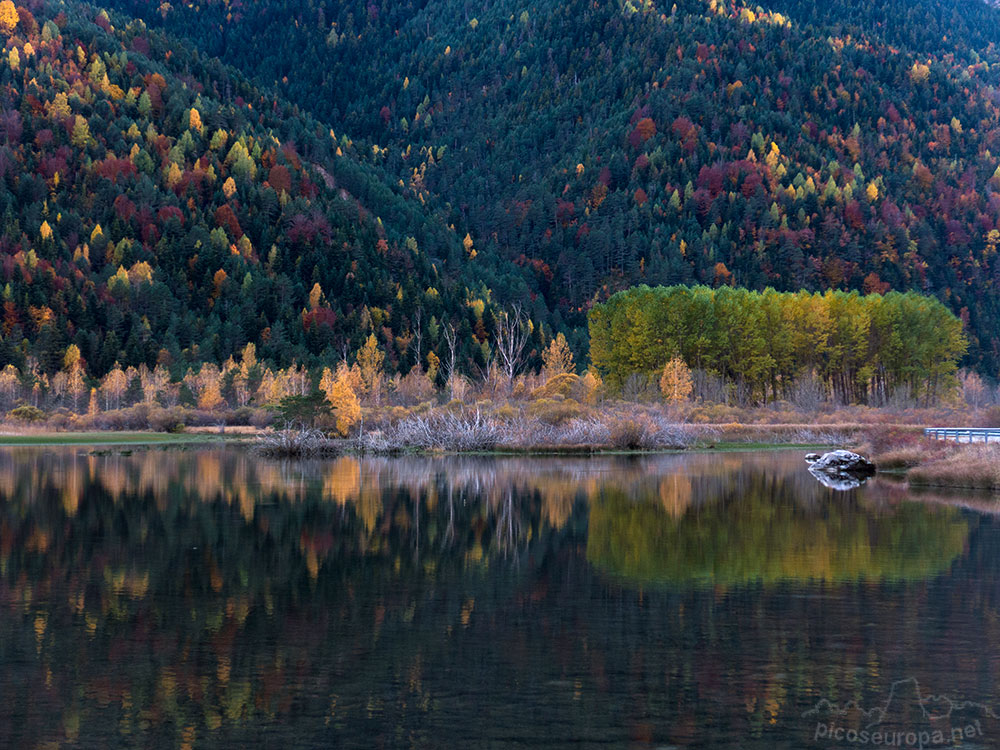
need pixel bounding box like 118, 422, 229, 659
924, 427, 1000, 443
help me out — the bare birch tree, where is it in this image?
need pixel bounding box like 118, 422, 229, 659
494, 304, 530, 388
442, 321, 459, 399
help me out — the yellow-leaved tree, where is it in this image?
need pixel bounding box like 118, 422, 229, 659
189, 108, 203, 134
580, 369, 602, 405
319, 367, 361, 436
188, 364, 224, 410
308, 282, 323, 310
542, 332, 574, 378
356, 334, 385, 404
659, 357, 693, 405
0, 1, 18, 34
71, 115, 92, 149
63, 344, 87, 412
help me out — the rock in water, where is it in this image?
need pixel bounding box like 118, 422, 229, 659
805, 450, 876, 491
809, 450, 876, 475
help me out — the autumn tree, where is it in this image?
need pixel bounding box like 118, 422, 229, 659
0, 1, 18, 34
100, 362, 128, 410
141, 364, 170, 405
188, 107, 203, 134
62, 344, 87, 412
542, 332, 574, 378
319, 366, 362, 435
186, 364, 224, 410
659, 357, 693, 404
233, 343, 257, 407
356, 334, 385, 404
0, 364, 19, 409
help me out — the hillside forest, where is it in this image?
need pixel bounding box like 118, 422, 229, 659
104, 0, 1000, 377
0, 0, 994, 424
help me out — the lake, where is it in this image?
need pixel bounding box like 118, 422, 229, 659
1, 447, 998, 749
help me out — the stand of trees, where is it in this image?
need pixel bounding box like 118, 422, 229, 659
589, 285, 967, 406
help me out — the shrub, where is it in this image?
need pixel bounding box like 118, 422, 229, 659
608, 415, 657, 450
148, 406, 189, 432
361, 408, 506, 452
530, 373, 581, 400
491, 404, 520, 421
394, 367, 436, 405
528, 397, 584, 425
8, 404, 45, 422
253, 428, 341, 458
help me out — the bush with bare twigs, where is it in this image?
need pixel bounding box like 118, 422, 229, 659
360, 408, 508, 453
253, 428, 341, 458
606, 414, 693, 450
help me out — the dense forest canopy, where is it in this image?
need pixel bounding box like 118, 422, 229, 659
0, 0, 547, 385
589, 285, 967, 405
99, 0, 1000, 375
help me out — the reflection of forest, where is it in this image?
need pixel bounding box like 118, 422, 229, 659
0, 448, 992, 749
587, 479, 971, 586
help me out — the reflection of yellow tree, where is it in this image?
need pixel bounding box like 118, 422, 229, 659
322, 458, 361, 504
536, 478, 576, 529
60, 458, 83, 515
658, 475, 691, 519
356, 486, 383, 534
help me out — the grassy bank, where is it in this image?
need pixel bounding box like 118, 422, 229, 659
906, 445, 1000, 490
0, 400, 930, 454
0, 430, 246, 446
0, 396, 959, 456
853, 428, 1000, 491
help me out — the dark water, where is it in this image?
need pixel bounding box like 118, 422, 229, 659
1, 447, 999, 749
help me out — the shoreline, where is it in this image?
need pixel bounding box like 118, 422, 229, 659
4, 429, 998, 499
0, 431, 250, 446
0, 427, 833, 454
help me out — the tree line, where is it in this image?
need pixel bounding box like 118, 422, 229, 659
589, 285, 967, 406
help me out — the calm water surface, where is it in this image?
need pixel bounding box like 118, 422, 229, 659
1, 447, 998, 749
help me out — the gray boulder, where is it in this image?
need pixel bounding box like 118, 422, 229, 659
805, 450, 876, 490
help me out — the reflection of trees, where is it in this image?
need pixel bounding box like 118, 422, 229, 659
587, 479, 971, 586
0, 448, 595, 748
0, 447, 993, 749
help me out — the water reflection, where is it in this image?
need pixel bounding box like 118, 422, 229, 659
0, 447, 997, 749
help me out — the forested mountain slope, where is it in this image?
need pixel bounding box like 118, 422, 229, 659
0, 0, 511, 379
104, 0, 1000, 372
